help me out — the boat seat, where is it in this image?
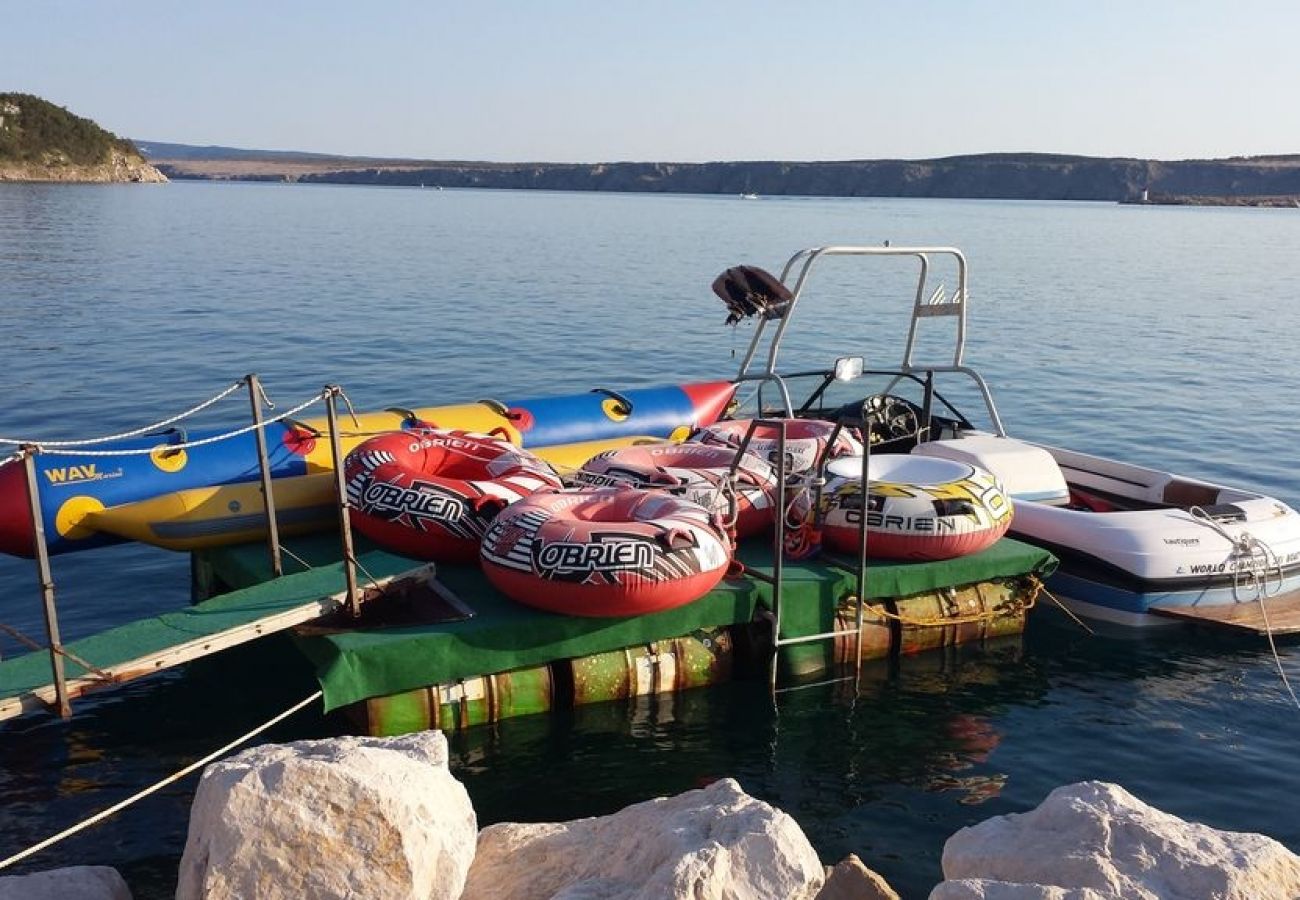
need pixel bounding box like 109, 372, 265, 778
1162, 479, 1221, 508
912, 435, 1070, 504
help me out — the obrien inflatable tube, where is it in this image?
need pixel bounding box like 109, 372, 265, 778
692, 418, 862, 475
815, 455, 1012, 560
0, 381, 736, 557
574, 442, 777, 538
480, 488, 732, 617
344, 429, 562, 562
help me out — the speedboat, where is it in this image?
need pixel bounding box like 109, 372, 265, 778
712, 245, 1300, 629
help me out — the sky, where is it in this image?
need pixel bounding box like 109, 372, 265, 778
5, 0, 1300, 163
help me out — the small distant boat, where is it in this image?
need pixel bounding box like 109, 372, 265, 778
740, 192, 759, 200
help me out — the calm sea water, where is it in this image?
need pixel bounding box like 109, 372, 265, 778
1, 182, 1299, 898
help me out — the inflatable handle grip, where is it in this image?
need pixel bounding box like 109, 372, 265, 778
154, 426, 188, 458
591, 388, 633, 417
472, 494, 509, 516
384, 406, 428, 428
655, 527, 697, 551
650, 468, 689, 488
477, 398, 522, 420
285, 417, 322, 438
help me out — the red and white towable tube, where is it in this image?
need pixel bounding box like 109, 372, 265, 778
344, 428, 562, 562
692, 418, 862, 475
480, 488, 732, 617
816, 455, 1012, 561
574, 442, 777, 538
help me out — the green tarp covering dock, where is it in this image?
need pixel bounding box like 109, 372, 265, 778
205, 535, 1056, 712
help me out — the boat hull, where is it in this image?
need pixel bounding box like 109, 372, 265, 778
915, 433, 1300, 626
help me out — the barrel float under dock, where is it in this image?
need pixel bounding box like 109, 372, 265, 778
778, 576, 1040, 682
347, 628, 737, 736
350, 664, 557, 736
566, 629, 734, 707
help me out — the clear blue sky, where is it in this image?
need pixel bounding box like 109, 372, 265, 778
6, 0, 1299, 162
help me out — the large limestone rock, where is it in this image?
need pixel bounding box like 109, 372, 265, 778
176, 731, 475, 900
816, 854, 900, 900
0, 866, 131, 899
461, 777, 825, 899
933, 781, 1300, 900
930, 882, 1113, 900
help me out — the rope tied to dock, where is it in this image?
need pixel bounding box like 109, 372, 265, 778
0, 689, 323, 872
1188, 507, 1299, 711
853, 575, 1043, 628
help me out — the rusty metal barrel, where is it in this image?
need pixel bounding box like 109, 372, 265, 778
780, 577, 1036, 681
566, 628, 735, 707
896, 580, 1030, 656
353, 664, 555, 736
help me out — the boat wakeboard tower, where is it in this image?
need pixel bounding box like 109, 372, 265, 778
714, 244, 1005, 449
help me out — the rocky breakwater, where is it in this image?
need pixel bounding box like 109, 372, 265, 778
0, 729, 900, 899
931, 780, 1300, 899
0, 94, 167, 183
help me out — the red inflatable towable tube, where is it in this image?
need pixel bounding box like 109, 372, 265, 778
692, 418, 862, 475
480, 488, 733, 617
574, 442, 777, 538
344, 428, 562, 562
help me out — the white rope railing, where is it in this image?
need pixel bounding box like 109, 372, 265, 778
34, 394, 325, 458
0, 379, 248, 448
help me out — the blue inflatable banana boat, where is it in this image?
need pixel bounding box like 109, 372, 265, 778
0, 381, 736, 557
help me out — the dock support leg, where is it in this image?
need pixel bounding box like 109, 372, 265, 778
22, 448, 70, 718
247, 374, 283, 578
324, 386, 361, 617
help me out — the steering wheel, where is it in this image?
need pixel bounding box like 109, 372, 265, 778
862, 394, 921, 444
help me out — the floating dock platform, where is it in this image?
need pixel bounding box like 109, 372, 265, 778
1149, 594, 1300, 635
199, 534, 1056, 735
0, 533, 1054, 731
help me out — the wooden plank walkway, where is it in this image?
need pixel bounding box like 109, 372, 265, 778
1150, 591, 1300, 635
0, 563, 433, 722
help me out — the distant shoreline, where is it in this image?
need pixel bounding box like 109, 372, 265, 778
1121, 193, 1300, 208
143, 147, 1300, 205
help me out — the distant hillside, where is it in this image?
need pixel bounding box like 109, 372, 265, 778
0, 94, 165, 183
135, 140, 387, 164
141, 141, 1300, 203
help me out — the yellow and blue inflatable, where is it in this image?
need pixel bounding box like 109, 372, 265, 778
0, 381, 736, 557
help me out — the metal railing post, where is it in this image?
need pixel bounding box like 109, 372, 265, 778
246, 374, 283, 577
323, 386, 361, 616
854, 419, 871, 679
21, 447, 71, 718
770, 422, 787, 692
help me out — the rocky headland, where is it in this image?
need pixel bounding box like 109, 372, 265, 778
0, 94, 166, 184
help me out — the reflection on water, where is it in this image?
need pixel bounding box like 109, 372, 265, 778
1, 185, 1299, 898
